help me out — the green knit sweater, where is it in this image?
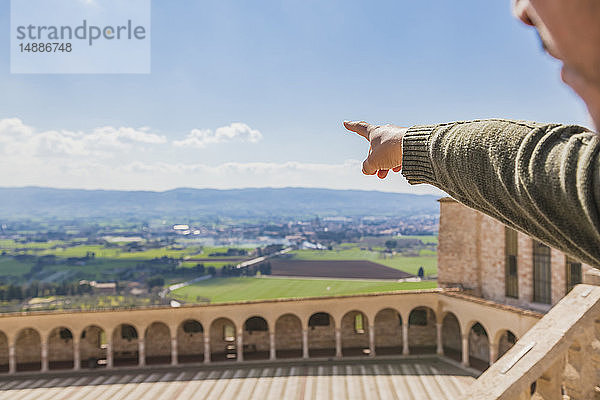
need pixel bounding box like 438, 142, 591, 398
401, 119, 600, 267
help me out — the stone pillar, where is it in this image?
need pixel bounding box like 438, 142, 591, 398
8, 344, 15, 374
302, 329, 309, 359
236, 329, 243, 362
41, 338, 48, 372
461, 335, 469, 367
106, 338, 113, 369
436, 323, 444, 356
171, 337, 178, 366
335, 327, 342, 358
269, 331, 276, 360
203, 336, 210, 364
73, 337, 80, 370
489, 342, 497, 366
402, 323, 409, 355
138, 338, 145, 366
368, 325, 375, 357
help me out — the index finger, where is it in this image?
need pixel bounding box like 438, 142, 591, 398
343, 120, 371, 141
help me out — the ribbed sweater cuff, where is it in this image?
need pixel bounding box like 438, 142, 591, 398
402, 125, 437, 185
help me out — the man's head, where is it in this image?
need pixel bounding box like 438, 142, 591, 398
513, 0, 600, 129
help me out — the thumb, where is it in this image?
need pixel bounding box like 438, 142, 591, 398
344, 120, 371, 141
362, 153, 378, 175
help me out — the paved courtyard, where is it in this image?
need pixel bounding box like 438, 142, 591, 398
0, 357, 476, 400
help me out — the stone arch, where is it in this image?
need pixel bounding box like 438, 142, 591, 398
442, 312, 462, 362
341, 310, 369, 357
408, 306, 437, 354
243, 316, 269, 360
308, 312, 335, 358
210, 317, 237, 362
145, 322, 171, 365
468, 322, 490, 371
374, 308, 403, 355
80, 325, 107, 369
275, 313, 302, 359
15, 327, 41, 371
0, 331, 8, 373
48, 326, 74, 370
496, 329, 517, 360
177, 319, 204, 363
112, 324, 139, 366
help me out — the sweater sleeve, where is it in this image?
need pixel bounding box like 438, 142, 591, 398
401, 119, 600, 267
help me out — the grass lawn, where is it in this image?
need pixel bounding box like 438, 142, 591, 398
289, 249, 437, 276
171, 277, 437, 304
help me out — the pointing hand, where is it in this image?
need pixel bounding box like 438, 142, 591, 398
343, 121, 407, 179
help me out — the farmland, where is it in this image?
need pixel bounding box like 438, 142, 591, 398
270, 259, 414, 280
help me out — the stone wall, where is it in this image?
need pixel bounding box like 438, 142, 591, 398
177, 322, 204, 357
48, 327, 74, 362
80, 325, 106, 362
210, 318, 236, 355
275, 314, 302, 350
438, 199, 482, 294
15, 328, 41, 365
407, 308, 437, 349
112, 325, 139, 359
145, 322, 171, 358
374, 309, 402, 349
442, 313, 461, 351
341, 311, 369, 350
0, 332, 8, 368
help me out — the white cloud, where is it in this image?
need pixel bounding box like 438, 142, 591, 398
0, 118, 444, 195
173, 122, 263, 148
0, 118, 167, 158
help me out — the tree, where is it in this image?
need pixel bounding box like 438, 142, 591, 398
385, 240, 397, 251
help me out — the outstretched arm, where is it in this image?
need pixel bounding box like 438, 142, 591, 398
345, 119, 600, 267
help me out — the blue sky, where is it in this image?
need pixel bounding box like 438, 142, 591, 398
0, 0, 590, 193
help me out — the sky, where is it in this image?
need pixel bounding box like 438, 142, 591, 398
0, 0, 591, 195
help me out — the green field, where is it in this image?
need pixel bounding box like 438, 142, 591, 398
289, 248, 437, 276
171, 277, 437, 304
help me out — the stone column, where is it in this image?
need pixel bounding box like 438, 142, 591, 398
41, 338, 48, 372
203, 336, 211, 364
402, 323, 409, 355
368, 325, 375, 357
489, 342, 497, 366
436, 323, 444, 356
73, 337, 80, 370
138, 338, 145, 366
8, 344, 15, 374
335, 327, 342, 358
302, 329, 309, 359
106, 337, 113, 369
269, 331, 276, 360
171, 337, 178, 366
461, 334, 469, 367
236, 329, 243, 362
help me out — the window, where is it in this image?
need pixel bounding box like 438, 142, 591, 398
533, 241, 551, 304
354, 313, 365, 334
505, 227, 519, 298
309, 313, 331, 328
244, 317, 268, 332
566, 256, 582, 293
182, 320, 203, 334
223, 323, 235, 342
121, 325, 138, 341
408, 309, 428, 326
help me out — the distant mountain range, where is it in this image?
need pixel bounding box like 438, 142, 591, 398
0, 187, 442, 220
